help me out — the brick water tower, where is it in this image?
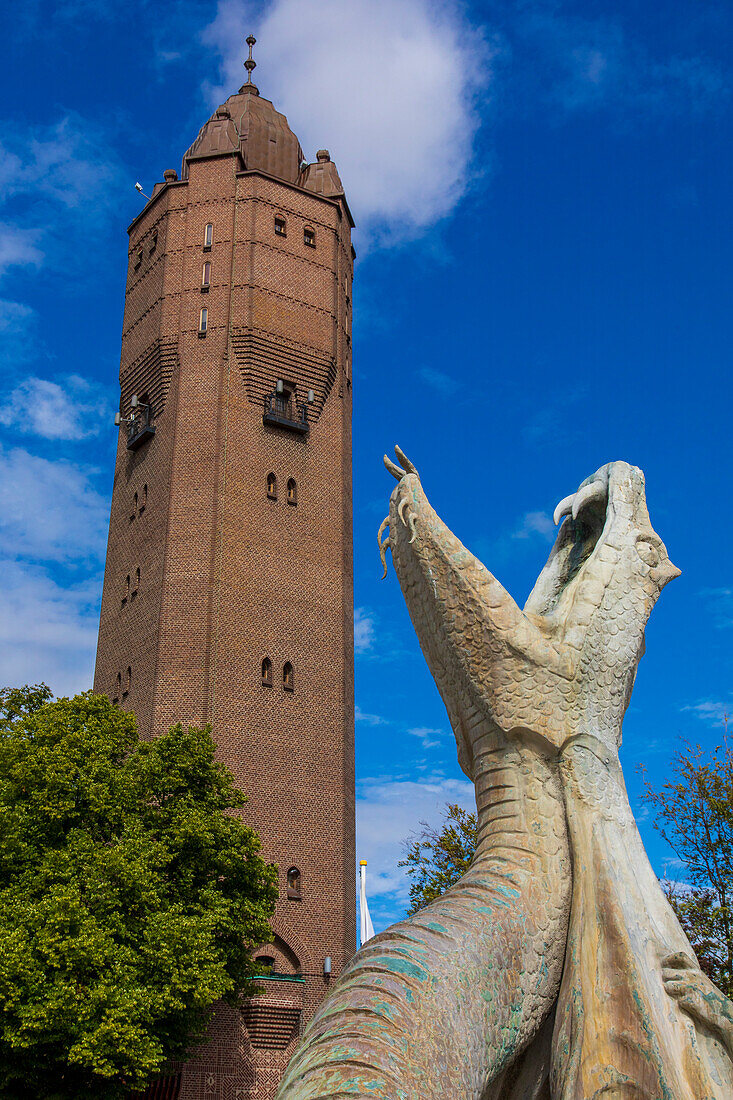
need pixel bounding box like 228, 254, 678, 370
94, 39, 356, 1099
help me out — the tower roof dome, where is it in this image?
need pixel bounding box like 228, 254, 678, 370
182, 87, 305, 184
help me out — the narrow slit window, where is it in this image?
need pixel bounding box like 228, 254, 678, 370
114, 672, 121, 702
149, 231, 158, 254
274, 215, 287, 237
303, 226, 316, 248
287, 867, 301, 897
283, 662, 294, 692
123, 667, 131, 697
131, 492, 138, 522
201, 261, 211, 289
139, 484, 147, 514
199, 307, 208, 334
267, 473, 278, 500
203, 223, 213, 250
122, 574, 130, 605
287, 478, 297, 505
134, 248, 143, 269
261, 657, 273, 687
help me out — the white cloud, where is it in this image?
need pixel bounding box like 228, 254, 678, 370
407, 726, 444, 749
0, 298, 34, 332
0, 560, 100, 697
0, 222, 43, 274
0, 374, 111, 441
0, 115, 120, 210
202, 0, 494, 244
509, 5, 727, 118
512, 510, 555, 542
0, 445, 108, 563
356, 775, 475, 923
354, 704, 387, 727
417, 367, 458, 396
354, 606, 376, 654
681, 699, 731, 726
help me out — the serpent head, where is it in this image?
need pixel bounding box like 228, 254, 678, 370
379, 450, 679, 775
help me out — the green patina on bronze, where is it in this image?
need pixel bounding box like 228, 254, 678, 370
278, 452, 733, 1099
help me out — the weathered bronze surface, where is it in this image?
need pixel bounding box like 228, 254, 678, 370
277, 452, 733, 1099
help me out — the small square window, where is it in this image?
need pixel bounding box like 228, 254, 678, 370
274, 216, 287, 237
303, 227, 316, 248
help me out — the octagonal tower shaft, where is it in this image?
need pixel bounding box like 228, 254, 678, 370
93, 84, 356, 1100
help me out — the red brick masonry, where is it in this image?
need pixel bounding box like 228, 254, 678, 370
94, 83, 356, 1100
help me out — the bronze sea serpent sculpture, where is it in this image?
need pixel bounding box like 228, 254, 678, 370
277, 450, 733, 1100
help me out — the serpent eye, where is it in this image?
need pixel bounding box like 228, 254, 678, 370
636, 538, 660, 567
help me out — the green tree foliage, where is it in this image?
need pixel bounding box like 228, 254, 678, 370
399, 802, 477, 915
0, 686, 278, 1099
642, 732, 733, 998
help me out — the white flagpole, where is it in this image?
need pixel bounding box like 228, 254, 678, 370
359, 860, 375, 946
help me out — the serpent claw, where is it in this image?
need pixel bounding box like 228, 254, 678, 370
377, 516, 391, 578
407, 510, 418, 544
398, 497, 409, 527
394, 445, 419, 477
384, 455, 404, 481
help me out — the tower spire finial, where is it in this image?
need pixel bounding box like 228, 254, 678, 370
244, 34, 256, 84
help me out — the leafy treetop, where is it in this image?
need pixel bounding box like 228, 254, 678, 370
0, 685, 278, 1100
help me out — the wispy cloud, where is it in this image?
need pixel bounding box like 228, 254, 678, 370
505, 4, 727, 120
202, 0, 495, 246
0, 298, 34, 331
0, 115, 121, 210
699, 587, 733, 629
0, 560, 100, 697
356, 775, 475, 926
417, 367, 459, 396
355, 705, 388, 727
0, 445, 108, 563
681, 699, 731, 726
512, 510, 555, 542
0, 375, 112, 441
407, 726, 444, 750
354, 606, 376, 654
0, 222, 43, 274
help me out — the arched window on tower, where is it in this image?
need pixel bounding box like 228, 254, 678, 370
287, 867, 302, 898
199, 307, 208, 335
267, 473, 277, 500
255, 954, 275, 975
286, 478, 297, 505
203, 223, 213, 250
201, 261, 211, 290
274, 215, 287, 237
283, 662, 294, 692
261, 657, 273, 687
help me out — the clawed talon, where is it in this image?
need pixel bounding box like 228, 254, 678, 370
384, 445, 420, 482
394, 444, 419, 477
407, 510, 418, 543
377, 516, 391, 579
383, 455, 404, 481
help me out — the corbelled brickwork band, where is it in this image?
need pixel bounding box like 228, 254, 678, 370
94, 73, 356, 1100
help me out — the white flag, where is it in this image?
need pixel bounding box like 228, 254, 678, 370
359, 860, 375, 945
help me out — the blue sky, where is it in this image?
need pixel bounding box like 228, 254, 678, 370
1, 0, 731, 931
